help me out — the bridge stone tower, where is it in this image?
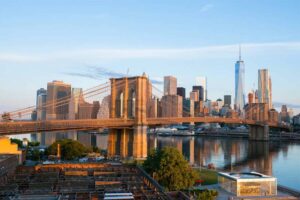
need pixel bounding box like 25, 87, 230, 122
246, 103, 270, 141
108, 75, 152, 159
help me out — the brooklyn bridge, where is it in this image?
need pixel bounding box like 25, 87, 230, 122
0, 75, 290, 159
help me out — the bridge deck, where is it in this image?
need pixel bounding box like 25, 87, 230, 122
0, 117, 287, 135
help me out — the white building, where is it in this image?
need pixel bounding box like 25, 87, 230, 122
196, 76, 207, 101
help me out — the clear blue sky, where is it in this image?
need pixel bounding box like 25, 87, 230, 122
1, 0, 300, 113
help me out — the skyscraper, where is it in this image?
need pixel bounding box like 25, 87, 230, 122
164, 76, 177, 95
177, 87, 186, 99
37, 92, 47, 120
69, 88, 83, 120
224, 95, 232, 107
46, 80, 71, 120
36, 88, 46, 106
195, 76, 207, 101
192, 86, 204, 101
234, 46, 245, 113
258, 69, 272, 109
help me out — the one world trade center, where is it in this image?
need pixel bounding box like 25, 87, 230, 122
234, 46, 245, 114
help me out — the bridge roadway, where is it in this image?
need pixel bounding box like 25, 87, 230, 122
0, 117, 284, 135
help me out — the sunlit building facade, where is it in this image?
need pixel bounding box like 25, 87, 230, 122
46, 80, 71, 120
69, 88, 83, 120
258, 69, 272, 109
218, 172, 277, 197
164, 76, 177, 95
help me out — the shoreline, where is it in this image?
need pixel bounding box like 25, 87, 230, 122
151, 131, 300, 141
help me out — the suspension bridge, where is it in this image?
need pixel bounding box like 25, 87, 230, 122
0, 75, 290, 159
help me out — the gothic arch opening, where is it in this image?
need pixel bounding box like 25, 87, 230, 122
116, 92, 124, 117
128, 89, 136, 118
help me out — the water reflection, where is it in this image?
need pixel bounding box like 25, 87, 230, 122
148, 135, 300, 190
31, 131, 108, 150
12, 132, 300, 190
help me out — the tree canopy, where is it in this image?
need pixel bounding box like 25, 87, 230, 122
46, 139, 91, 160
143, 147, 198, 191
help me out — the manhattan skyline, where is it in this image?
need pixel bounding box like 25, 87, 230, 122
1, 0, 300, 113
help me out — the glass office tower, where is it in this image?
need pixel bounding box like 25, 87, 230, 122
234, 46, 245, 113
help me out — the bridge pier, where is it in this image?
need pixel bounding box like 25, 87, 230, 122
108, 126, 147, 159
249, 125, 269, 141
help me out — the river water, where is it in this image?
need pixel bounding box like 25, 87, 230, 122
6, 131, 300, 191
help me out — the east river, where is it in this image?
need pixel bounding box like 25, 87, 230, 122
7, 131, 300, 191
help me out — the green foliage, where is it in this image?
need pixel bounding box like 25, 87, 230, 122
143, 147, 198, 191
28, 141, 40, 147
92, 146, 101, 153
192, 189, 218, 200
10, 138, 40, 148
46, 139, 91, 160
196, 168, 218, 185
10, 138, 23, 148
26, 149, 42, 161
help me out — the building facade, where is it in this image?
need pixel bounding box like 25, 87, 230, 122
258, 69, 272, 109
195, 76, 207, 101
164, 76, 177, 95
183, 99, 194, 117
37, 92, 47, 120
234, 50, 245, 113
192, 86, 204, 101
177, 87, 186, 99
161, 95, 183, 118
46, 80, 71, 120
224, 95, 232, 108
68, 88, 83, 120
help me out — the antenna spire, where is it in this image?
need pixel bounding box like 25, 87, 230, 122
239, 44, 242, 61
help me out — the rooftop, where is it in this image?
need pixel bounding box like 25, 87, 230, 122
218, 171, 276, 181
0, 162, 170, 200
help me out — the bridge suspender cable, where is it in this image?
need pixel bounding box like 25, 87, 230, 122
3, 79, 136, 120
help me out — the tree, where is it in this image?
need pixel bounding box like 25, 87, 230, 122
195, 190, 218, 200
10, 138, 23, 148
143, 147, 198, 191
46, 139, 91, 160
28, 141, 40, 147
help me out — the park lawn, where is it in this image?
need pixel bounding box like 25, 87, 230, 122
195, 168, 218, 185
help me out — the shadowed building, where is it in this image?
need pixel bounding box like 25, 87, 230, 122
97, 95, 110, 119
69, 88, 83, 120
195, 76, 207, 101
37, 92, 47, 120
192, 85, 204, 101
78, 100, 93, 119
183, 99, 194, 117
161, 95, 183, 118
224, 95, 232, 108
177, 87, 186, 99
91, 101, 100, 119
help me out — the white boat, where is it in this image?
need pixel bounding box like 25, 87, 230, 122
156, 127, 177, 135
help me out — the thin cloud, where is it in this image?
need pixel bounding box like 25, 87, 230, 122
64, 66, 163, 85
200, 3, 214, 13
64, 72, 101, 80
1, 42, 300, 63
273, 102, 300, 109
